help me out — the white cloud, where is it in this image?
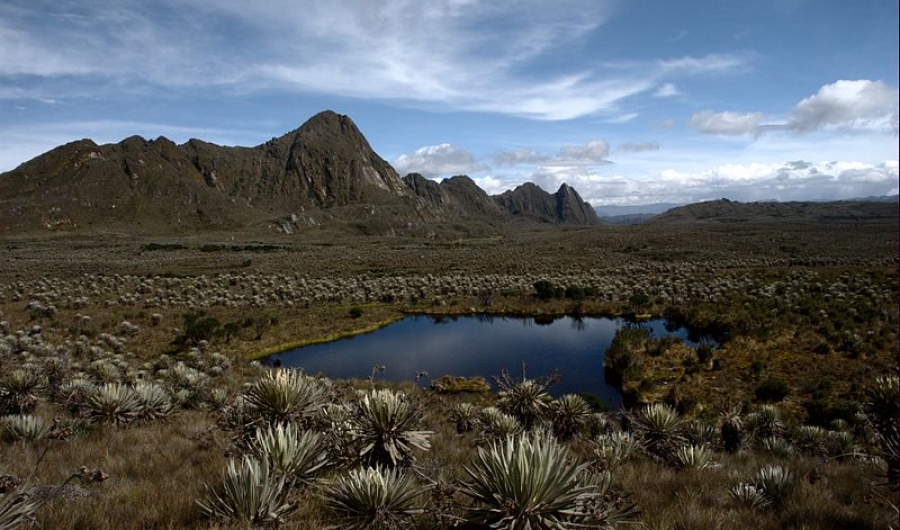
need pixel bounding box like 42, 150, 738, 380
787, 80, 899, 134
653, 83, 681, 98
688, 110, 765, 135
393, 143, 483, 177
689, 80, 900, 137
525, 159, 899, 206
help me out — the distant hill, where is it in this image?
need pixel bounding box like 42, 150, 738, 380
0, 111, 599, 236
650, 198, 899, 224
595, 202, 682, 217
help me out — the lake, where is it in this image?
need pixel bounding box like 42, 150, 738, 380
265, 315, 705, 408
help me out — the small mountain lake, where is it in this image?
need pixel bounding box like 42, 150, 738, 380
265, 315, 707, 408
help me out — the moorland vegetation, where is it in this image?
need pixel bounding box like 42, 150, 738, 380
0, 213, 897, 529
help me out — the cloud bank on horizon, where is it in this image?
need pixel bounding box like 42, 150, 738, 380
0, 0, 897, 206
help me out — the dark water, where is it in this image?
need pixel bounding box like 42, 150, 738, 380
266, 315, 705, 408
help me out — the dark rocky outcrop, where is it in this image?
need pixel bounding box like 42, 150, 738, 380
493, 182, 600, 224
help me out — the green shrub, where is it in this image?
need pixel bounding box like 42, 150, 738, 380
533, 280, 562, 300
754, 377, 790, 403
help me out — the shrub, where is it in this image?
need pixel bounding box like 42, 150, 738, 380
754, 377, 790, 403
197, 456, 295, 524
348, 306, 364, 319
322, 465, 426, 530
352, 389, 432, 467
533, 280, 565, 300
603, 327, 649, 388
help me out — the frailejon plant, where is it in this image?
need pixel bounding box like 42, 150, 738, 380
720, 407, 744, 453
86, 383, 142, 426
478, 407, 523, 441
197, 456, 296, 525
133, 381, 174, 421
672, 444, 718, 470
755, 465, 795, 506
461, 431, 601, 530
0, 488, 41, 530
551, 394, 592, 441
243, 368, 329, 426
449, 402, 478, 434
321, 465, 426, 530
250, 423, 329, 486
496, 378, 553, 430
592, 431, 643, 472
631, 403, 684, 459
352, 389, 432, 467
1, 414, 50, 443
865, 375, 899, 487
0, 370, 42, 416
729, 482, 772, 510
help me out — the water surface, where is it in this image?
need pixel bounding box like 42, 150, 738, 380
267, 315, 702, 408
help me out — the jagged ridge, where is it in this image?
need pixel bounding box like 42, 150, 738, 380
0, 111, 599, 235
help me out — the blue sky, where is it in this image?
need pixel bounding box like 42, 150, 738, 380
1, 0, 897, 207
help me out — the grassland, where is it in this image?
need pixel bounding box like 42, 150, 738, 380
0, 217, 897, 529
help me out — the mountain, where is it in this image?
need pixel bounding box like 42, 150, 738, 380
0, 111, 600, 235
650, 198, 899, 224
494, 182, 600, 224
595, 202, 682, 217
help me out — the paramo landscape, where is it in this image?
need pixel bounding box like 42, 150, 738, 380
0, 2, 898, 530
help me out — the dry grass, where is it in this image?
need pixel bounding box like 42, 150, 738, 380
0, 218, 897, 529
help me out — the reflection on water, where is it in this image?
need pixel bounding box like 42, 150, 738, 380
266, 315, 706, 409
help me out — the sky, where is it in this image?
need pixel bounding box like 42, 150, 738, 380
1, 0, 898, 208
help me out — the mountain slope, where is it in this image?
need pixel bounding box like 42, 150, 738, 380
493, 182, 600, 224
0, 111, 599, 235
651, 198, 899, 224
